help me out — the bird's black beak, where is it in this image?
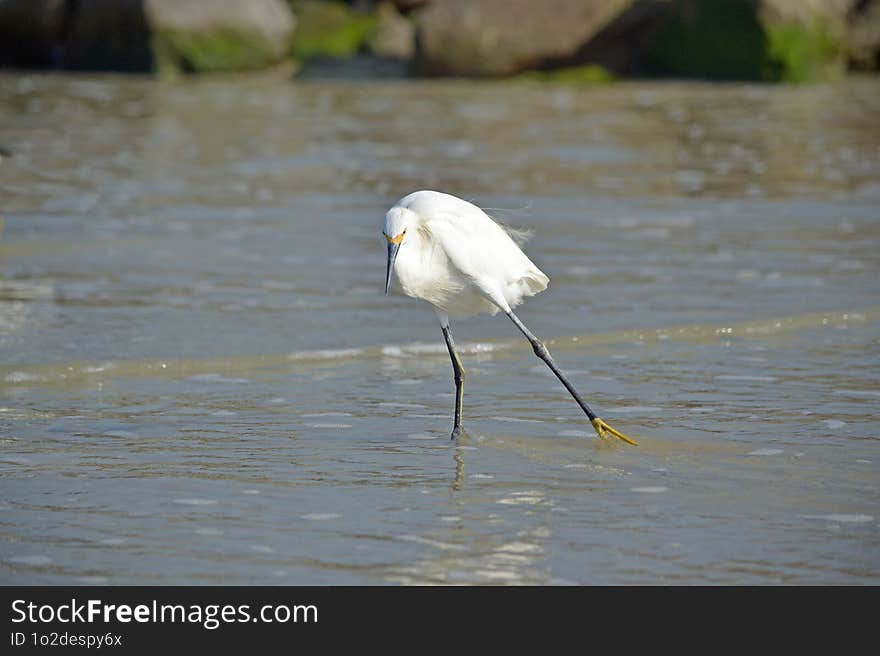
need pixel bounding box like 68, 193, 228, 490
385, 241, 400, 294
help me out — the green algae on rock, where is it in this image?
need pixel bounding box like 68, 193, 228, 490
288, 0, 378, 60
517, 64, 616, 84
645, 0, 848, 82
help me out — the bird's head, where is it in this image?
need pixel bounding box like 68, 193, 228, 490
382, 207, 413, 294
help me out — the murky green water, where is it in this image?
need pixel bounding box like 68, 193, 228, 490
1, 73, 878, 584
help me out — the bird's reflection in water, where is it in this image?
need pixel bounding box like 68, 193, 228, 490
452, 448, 465, 491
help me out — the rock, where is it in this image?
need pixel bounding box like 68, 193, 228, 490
414, 0, 634, 76
390, 0, 428, 13
289, 0, 377, 60
644, 0, 856, 81
848, 0, 880, 70
145, 0, 296, 73
1, 0, 296, 73
61, 0, 154, 71
0, 0, 67, 67
367, 2, 415, 60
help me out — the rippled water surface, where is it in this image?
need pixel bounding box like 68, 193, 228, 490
1, 73, 878, 584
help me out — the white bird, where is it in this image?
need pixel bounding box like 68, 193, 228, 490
382, 190, 637, 445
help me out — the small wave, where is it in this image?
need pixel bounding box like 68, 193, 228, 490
397, 534, 467, 552
382, 342, 497, 357
289, 348, 365, 361
715, 375, 777, 382
9, 555, 53, 566
301, 512, 340, 521
802, 514, 873, 524
173, 498, 218, 506
746, 448, 783, 456
187, 373, 250, 384
833, 389, 880, 398
4, 371, 43, 383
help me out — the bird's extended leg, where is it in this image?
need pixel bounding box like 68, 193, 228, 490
505, 311, 637, 445
441, 323, 466, 439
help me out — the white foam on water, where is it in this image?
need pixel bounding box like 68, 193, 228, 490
397, 534, 467, 552
187, 373, 250, 384
822, 419, 846, 429
301, 512, 340, 521
392, 379, 424, 386
439, 516, 461, 522
407, 433, 440, 440
5, 371, 42, 383
856, 459, 872, 464
497, 542, 542, 554
173, 498, 218, 506
289, 347, 365, 361
384, 342, 496, 357
631, 486, 668, 493
10, 555, 53, 566
746, 448, 783, 456
82, 362, 116, 373
715, 375, 777, 382
77, 576, 109, 584
564, 463, 588, 469
803, 514, 873, 524
240, 489, 261, 495
496, 496, 541, 505
250, 545, 276, 554
470, 473, 494, 479
308, 423, 352, 429
558, 430, 591, 438
267, 397, 287, 404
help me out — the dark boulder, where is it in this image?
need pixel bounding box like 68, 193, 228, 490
414, 0, 634, 76
0, 0, 296, 73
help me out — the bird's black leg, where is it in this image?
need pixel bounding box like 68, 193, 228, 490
505, 311, 597, 420
441, 324, 466, 439
505, 311, 638, 445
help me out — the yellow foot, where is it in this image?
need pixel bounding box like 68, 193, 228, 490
591, 417, 639, 446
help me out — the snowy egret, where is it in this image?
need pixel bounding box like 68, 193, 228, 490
382, 190, 637, 445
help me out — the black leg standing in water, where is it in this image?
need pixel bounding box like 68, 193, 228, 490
441, 324, 466, 438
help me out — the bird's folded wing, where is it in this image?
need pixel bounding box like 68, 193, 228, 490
426, 212, 547, 310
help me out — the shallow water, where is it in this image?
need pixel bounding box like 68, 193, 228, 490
1, 73, 878, 584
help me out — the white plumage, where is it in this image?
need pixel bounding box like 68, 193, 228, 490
380, 189, 637, 446
384, 190, 548, 319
